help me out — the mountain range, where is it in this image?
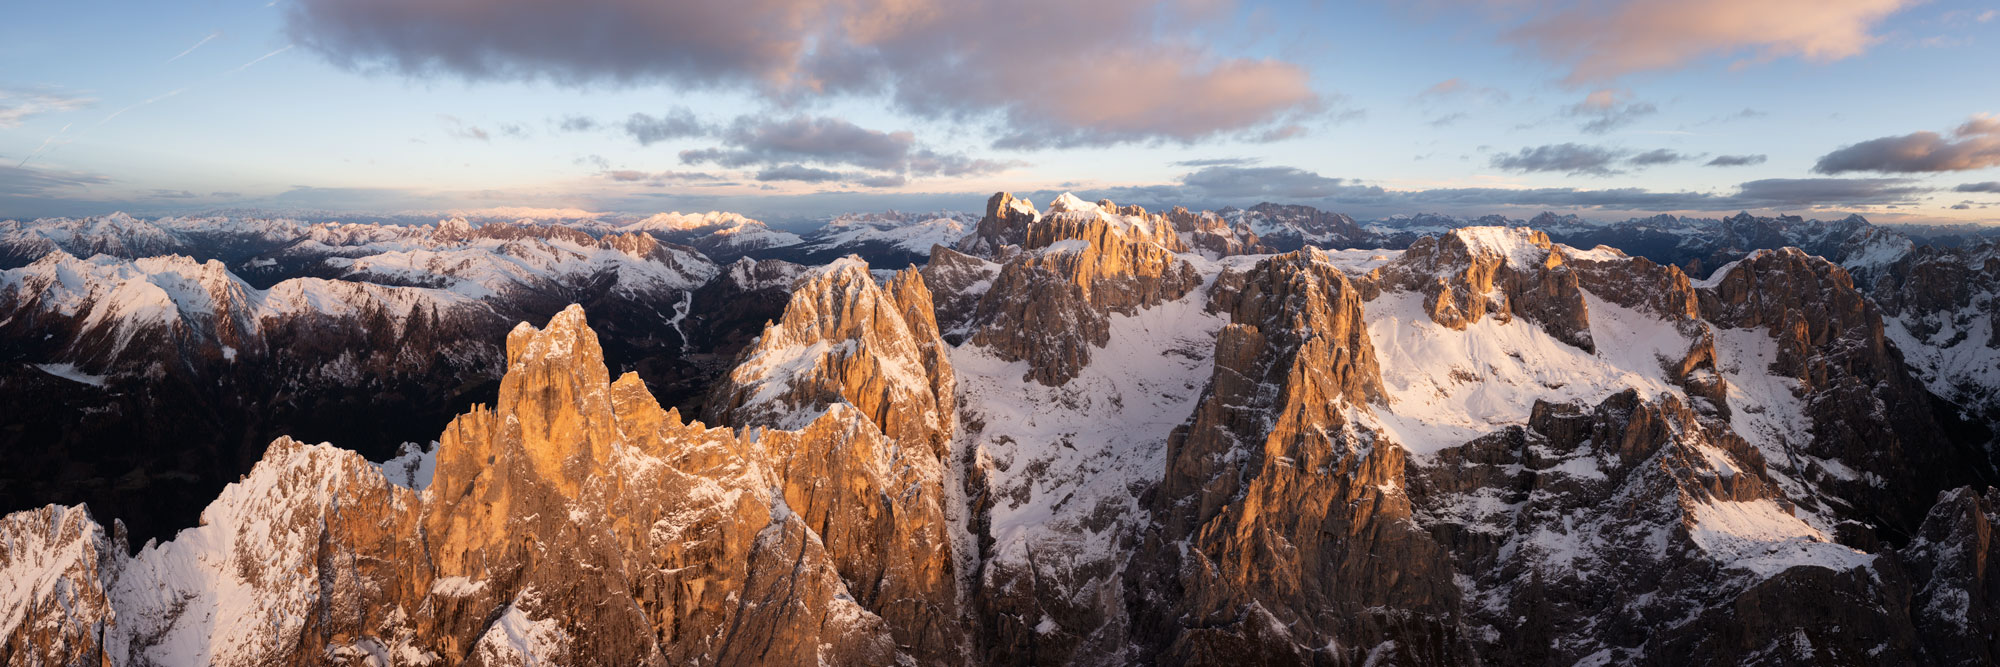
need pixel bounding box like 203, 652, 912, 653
1, 193, 1997, 665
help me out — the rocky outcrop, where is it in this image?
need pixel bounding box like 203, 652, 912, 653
1232, 203, 1370, 252
1698, 248, 1985, 535
1900, 487, 2000, 665
1565, 247, 1728, 411
1165, 207, 1266, 257
957, 192, 1042, 258
920, 245, 1000, 343
1138, 249, 1468, 666
0, 304, 970, 665
967, 193, 1202, 385
1863, 241, 2000, 429
1373, 227, 1596, 353
704, 257, 970, 662
1408, 390, 1907, 665
0, 505, 118, 664
708, 257, 956, 455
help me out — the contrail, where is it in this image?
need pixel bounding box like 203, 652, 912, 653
97, 87, 189, 127
167, 31, 222, 63
23, 43, 294, 166
17, 123, 73, 167
230, 44, 293, 73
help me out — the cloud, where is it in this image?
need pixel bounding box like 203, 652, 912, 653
1491, 143, 1630, 176
1179, 165, 1360, 199
602, 169, 721, 185
1139, 164, 1929, 214
1957, 182, 2000, 193
904, 149, 1016, 178
284, 0, 1321, 147
1706, 154, 1768, 167
1568, 89, 1657, 134
0, 163, 112, 197
1417, 77, 1510, 104
685, 115, 911, 170
1625, 148, 1687, 167
1172, 157, 1259, 167
438, 114, 489, 141
754, 164, 845, 183
0, 89, 95, 128
672, 114, 1016, 185
623, 108, 708, 145
1814, 114, 2000, 173
1429, 112, 1469, 127
1503, 0, 1918, 83
558, 115, 598, 132
1727, 177, 1927, 207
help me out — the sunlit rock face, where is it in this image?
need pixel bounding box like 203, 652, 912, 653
0, 304, 958, 665
703, 256, 970, 663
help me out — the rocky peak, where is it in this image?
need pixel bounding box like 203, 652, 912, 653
964, 192, 1202, 385
1698, 247, 1889, 385
957, 191, 1042, 257
1167, 206, 1267, 257
431, 217, 475, 244
0, 504, 118, 664
1028, 193, 1189, 254
1407, 388, 1887, 665
706, 256, 956, 455
1140, 248, 1462, 664
700, 259, 968, 662
1698, 247, 1989, 536
1375, 226, 1596, 352
1898, 486, 2000, 664
496, 304, 623, 488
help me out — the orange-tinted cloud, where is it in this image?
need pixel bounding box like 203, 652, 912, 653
1507, 0, 1915, 83
287, 0, 1321, 148
1815, 114, 2000, 174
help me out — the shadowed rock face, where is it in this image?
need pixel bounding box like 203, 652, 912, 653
1698, 248, 1984, 537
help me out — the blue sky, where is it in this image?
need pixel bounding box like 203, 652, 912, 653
3, 0, 1998, 225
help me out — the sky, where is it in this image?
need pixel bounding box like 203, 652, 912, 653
3, 0, 1999, 226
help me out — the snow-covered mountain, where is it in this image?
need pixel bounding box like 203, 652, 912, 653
785, 210, 977, 267
2, 193, 1998, 665
617, 210, 803, 262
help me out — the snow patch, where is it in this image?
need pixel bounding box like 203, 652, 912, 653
1366, 289, 1688, 456
1687, 499, 1873, 579
32, 363, 107, 387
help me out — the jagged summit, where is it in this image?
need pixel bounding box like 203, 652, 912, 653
949, 191, 1203, 384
